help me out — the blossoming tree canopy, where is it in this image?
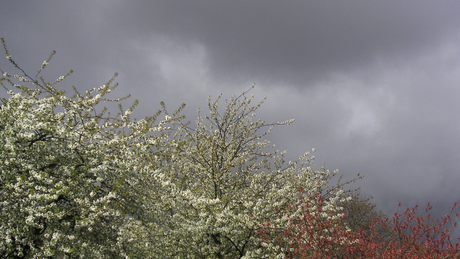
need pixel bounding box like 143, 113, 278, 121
0, 38, 354, 258
0, 38, 185, 258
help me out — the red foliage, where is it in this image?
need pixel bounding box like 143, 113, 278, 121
256, 194, 460, 259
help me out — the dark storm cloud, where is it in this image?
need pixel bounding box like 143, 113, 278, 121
111, 0, 460, 85
2, 0, 460, 221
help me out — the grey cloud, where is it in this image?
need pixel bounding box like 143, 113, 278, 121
110, 1, 460, 85
2, 0, 460, 222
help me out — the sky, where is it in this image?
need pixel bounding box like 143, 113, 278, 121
2, 1, 460, 219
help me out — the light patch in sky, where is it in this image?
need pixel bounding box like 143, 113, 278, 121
345, 100, 379, 136
130, 37, 209, 88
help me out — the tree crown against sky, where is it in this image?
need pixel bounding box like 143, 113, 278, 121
0, 39, 358, 258
0, 38, 187, 258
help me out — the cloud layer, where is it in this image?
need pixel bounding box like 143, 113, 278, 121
2, 1, 460, 216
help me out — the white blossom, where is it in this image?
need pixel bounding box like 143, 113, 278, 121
0, 45, 353, 258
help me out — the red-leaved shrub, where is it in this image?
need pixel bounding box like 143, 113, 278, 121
257, 194, 460, 258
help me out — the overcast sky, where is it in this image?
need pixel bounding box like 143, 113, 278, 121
2, 1, 460, 218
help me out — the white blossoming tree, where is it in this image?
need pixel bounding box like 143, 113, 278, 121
134, 89, 358, 258
0, 39, 357, 258
0, 39, 184, 258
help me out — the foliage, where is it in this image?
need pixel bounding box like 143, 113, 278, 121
338, 191, 391, 239
0, 38, 183, 258
257, 194, 460, 258
348, 202, 460, 258
133, 88, 357, 258
257, 190, 356, 258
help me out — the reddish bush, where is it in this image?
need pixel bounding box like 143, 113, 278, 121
348, 202, 460, 259
257, 194, 460, 258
